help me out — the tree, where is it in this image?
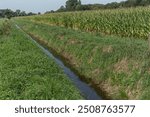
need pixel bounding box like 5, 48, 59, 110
75, 0, 82, 10
4, 9, 13, 19
57, 6, 66, 12
20, 11, 26, 16
15, 9, 21, 16
55, 0, 150, 12
140, 0, 148, 6
66, 0, 80, 11
123, 0, 136, 7
136, 0, 142, 5
38, 12, 41, 15
28, 12, 36, 16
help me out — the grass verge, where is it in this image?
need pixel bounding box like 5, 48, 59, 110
0, 20, 83, 100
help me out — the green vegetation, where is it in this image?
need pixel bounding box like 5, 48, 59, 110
65, 0, 81, 11
25, 7, 150, 40
57, 0, 150, 12
0, 20, 82, 100
14, 18, 150, 99
0, 9, 37, 19
0, 20, 12, 35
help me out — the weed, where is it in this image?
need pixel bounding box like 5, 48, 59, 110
0, 20, 12, 36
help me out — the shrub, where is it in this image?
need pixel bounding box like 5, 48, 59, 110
0, 20, 12, 36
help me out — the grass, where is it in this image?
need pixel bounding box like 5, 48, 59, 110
14, 18, 150, 99
0, 20, 83, 100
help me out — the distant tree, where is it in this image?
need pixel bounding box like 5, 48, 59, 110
136, 0, 142, 5
126, 0, 137, 7
0, 9, 37, 18
66, 0, 80, 11
15, 9, 21, 16
78, 0, 81, 5
135, 0, 150, 6
50, 10, 55, 13
28, 12, 36, 16
105, 2, 119, 9
38, 12, 41, 15
20, 11, 26, 16
75, 0, 82, 10
75, 4, 82, 10
4, 9, 13, 19
57, 6, 66, 12
140, 0, 149, 6
118, 1, 126, 8
0, 10, 5, 18
55, 0, 150, 12
45, 10, 54, 14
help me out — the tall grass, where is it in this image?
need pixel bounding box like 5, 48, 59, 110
0, 20, 11, 36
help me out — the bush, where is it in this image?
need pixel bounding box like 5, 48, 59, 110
0, 20, 12, 36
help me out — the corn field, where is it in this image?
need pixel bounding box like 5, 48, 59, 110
27, 7, 150, 39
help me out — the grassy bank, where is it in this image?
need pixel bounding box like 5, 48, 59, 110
0, 20, 82, 100
14, 19, 150, 99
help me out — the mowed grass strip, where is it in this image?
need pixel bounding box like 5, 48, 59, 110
14, 19, 150, 99
0, 20, 82, 100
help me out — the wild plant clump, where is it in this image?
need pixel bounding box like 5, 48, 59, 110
0, 20, 12, 36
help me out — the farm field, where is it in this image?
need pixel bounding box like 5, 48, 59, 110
0, 20, 83, 100
14, 15, 150, 100
26, 7, 150, 40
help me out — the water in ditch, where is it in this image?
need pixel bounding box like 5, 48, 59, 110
16, 24, 102, 100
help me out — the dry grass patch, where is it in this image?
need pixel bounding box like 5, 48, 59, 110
67, 38, 78, 44
98, 78, 120, 99
114, 58, 140, 74
88, 57, 94, 64
62, 51, 80, 68
102, 45, 113, 53
57, 35, 64, 40
88, 46, 99, 64
67, 38, 82, 45
114, 58, 129, 74
91, 68, 102, 77
125, 79, 143, 99
131, 61, 140, 70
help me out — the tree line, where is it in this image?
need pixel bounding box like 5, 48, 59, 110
0, 9, 37, 19
56, 0, 150, 12
1, 0, 150, 18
